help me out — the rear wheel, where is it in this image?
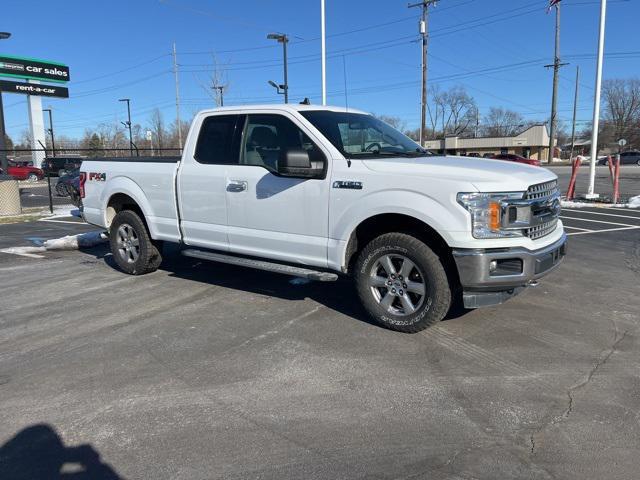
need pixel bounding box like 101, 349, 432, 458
27, 173, 39, 182
636, 159, 640, 166
109, 210, 162, 275
354, 232, 451, 333
58, 169, 66, 177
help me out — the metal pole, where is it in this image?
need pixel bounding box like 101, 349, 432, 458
548, 3, 561, 164
173, 42, 183, 152
0, 92, 7, 172
219, 87, 224, 107
283, 36, 289, 104
569, 66, 580, 161
321, 0, 327, 105
587, 0, 607, 198
44, 109, 56, 157
125, 99, 133, 156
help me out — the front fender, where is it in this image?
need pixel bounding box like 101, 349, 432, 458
330, 189, 467, 270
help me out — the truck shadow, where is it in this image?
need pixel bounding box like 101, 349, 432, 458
90, 244, 470, 327
0, 424, 124, 480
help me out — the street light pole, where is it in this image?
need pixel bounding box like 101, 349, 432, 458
43, 108, 56, 157
267, 33, 289, 104
0, 32, 11, 173
119, 98, 133, 156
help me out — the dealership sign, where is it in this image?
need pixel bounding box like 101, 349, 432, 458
0, 79, 69, 98
0, 55, 70, 83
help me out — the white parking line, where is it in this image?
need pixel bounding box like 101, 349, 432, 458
560, 216, 637, 227
567, 226, 640, 236
39, 219, 86, 225
563, 225, 593, 232
563, 208, 640, 220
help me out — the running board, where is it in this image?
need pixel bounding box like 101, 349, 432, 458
181, 248, 339, 282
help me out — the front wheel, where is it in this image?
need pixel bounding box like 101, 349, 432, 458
354, 232, 451, 333
636, 160, 640, 166
109, 210, 162, 275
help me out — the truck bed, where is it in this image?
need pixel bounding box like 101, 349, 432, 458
81, 157, 181, 242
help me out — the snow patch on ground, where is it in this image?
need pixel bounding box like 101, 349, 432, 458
40, 205, 80, 219
0, 231, 107, 258
561, 198, 640, 209
44, 231, 108, 250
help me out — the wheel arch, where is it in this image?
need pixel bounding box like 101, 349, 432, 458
343, 213, 461, 296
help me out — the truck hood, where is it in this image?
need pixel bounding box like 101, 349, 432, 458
362, 155, 556, 192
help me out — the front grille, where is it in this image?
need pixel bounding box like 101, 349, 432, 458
527, 218, 558, 240
524, 180, 560, 240
525, 180, 558, 200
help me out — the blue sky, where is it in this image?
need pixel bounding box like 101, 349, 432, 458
1, 0, 638, 140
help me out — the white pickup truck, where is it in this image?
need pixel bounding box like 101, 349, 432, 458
81, 104, 566, 333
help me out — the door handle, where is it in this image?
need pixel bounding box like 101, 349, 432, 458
226, 180, 248, 192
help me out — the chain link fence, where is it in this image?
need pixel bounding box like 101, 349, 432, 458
0, 147, 181, 216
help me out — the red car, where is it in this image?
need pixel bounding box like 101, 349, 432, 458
0, 161, 45, 181
491, 153, 541, 167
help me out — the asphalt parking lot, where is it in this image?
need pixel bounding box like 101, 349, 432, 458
0, 212, 639, 479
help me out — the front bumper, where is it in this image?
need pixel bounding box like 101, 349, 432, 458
453, 232, 567, 308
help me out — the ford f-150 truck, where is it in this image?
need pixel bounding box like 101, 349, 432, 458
81, 105, 566, 333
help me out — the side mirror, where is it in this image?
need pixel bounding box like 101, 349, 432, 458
278, 149, 324, 178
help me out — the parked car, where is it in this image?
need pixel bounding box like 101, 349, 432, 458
598, 151, 640, 166
42, 156, 84, 177
81, 104, 565, 333
55, 169, 81, 206
466, 153, 481, 158
482, 153, 494, 158
0, 161, 44, 181
491, 153, 541, 167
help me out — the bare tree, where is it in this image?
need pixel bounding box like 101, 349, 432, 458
602, 78, 640, 148
148, 109, 167, 150
195, 54, 230, 107
481, 107, 527, 137
426, 85, 477, 138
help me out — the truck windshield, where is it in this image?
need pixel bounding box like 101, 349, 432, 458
300, 110, 431, 159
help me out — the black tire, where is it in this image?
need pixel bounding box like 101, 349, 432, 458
109, 210, 162, 275
354, 232, 451, 333
58, 169, 66, 177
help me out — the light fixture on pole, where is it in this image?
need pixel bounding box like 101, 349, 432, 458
587, 0, 607, 199
267, 33, 289, 104
268, 80, 287, 99
118, 98, 133, 156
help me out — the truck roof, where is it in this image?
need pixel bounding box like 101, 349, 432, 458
197, 104, 369, 116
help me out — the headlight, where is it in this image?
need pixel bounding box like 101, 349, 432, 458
457, 192, 525, 239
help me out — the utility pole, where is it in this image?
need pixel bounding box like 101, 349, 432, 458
213, 86, 224, 106
409, 0, 437, 147
587, 0, 607, 198
545, 2, 568, 163
118, 98, 133, 156
569, 66, 580, 161
43, 108, 56, 157
173, 42, 183, 152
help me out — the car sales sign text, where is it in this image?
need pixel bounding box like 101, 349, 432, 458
0, 79, 69, 98
0, 55, 70, 83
